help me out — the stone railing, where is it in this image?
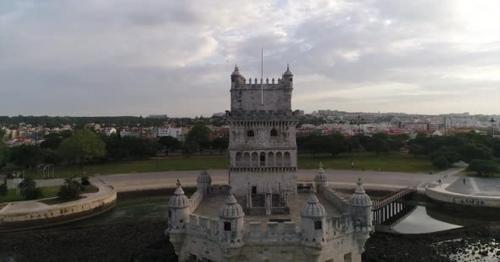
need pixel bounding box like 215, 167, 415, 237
189, 191, 203, 213
245, 221, 300, 243
321, 186, 350, 213
324, 214, 354, 241
186, 214, 220, 241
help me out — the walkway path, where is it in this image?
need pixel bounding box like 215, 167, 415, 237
32, 169, 450, 193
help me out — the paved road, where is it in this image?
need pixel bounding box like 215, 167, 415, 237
33, 168, 464, 193
95, 169, 447, 192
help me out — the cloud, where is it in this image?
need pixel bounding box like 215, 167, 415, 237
0, 0, 499, 116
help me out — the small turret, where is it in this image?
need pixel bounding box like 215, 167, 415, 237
349, 178, 373, 230
314, 163, 327, 192
196, 170, 212, 196
231, 65, 245, 88
219, 191, 245, 247
300, 191, 327, 246
167, 180, 191, 233
282, 64, 293, 88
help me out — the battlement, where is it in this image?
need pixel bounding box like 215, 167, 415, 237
232, 77, 291, 90
187, 214, 220, 241
245, 221, 300, 243
321, 186, 350, 213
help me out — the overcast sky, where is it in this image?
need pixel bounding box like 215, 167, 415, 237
1, 0, 499, 117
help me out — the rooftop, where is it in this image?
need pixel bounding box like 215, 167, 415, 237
193, 192, 341, 224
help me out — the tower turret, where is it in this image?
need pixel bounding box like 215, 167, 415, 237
219, 192, 245, 247
196, 170, 212, 196
282, 64, 293, 88
349, 178, 373, 229
300, 192, 327, 247
314, 163, 327, 192
167, 180, 191, 233
231, 65, 245, 88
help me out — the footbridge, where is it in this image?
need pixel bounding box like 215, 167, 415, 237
372, 187, 417, 226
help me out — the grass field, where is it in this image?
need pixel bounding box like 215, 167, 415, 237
0, 186, 59, 203
24, 152, 434, 179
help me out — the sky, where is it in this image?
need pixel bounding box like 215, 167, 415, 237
0, 0, 499, 117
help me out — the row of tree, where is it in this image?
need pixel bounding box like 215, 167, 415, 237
408, 133, 500, 175
297, 133, 408, 156
0, 124, 229, 172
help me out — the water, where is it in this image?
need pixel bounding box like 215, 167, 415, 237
392, 205, 462, 234
77, 196, 169, 226
392, 204, 500, 262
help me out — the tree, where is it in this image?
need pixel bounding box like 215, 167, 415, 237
459, 143, 492, 162
211, 136, 229, 153
184, 124, 211, 153
327, 133, 348, 157
367, 133, 390, 154
104, 135, 158, 160
467, 160, 499, 177
57, 178, 82, 200
40, 133, 63, 150
19, 177, 41, 200
158, 136, 182, 155
58, 129, 106, 165
432, 155, 450, 170
0, 139, 7, 169
8, 145, 43, 168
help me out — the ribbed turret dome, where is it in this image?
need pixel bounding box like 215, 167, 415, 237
231, 65, 241, 76
197, 170, 212, 184
314, 163, 327, 184
168, 183, 190, 209
301, 193, 326, 218
219, 194, 244, 219
283, 64, 293, 76
350, 178, 372, 207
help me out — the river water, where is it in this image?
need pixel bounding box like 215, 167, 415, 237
75, 197, 499, 262
392, 204, 499, 262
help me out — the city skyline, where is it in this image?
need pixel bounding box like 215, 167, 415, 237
1, 0, 499, 117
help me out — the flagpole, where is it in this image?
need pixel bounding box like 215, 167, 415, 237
261, 48, 264, 105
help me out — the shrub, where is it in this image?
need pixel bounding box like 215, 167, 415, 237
432, 155, 450, 170
19, 177, 41, 200
467, 159, 499, 177
57, 178, 82, 200
81, 176, 90, 186
0, 182, 7, 196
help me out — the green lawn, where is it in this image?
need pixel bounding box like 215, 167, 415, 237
25, 152, 434, 179
0, 186, 60, 203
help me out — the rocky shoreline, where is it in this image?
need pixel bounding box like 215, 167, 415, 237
0, 220, 498, 262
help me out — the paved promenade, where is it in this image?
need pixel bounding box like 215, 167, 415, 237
94, 169, 449, 192
32, 168, 467, 193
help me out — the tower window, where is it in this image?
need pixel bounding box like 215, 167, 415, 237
260, 152, 266, 166
247, 130, 255, 137
270, 128, 278, 137
314, 220, 322, 230
224, 221, 231, 231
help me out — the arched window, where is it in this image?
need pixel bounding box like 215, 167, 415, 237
243, 152, 250, 166
270, 128, 278, 137
251, 152, 258, 167
235, 152, 242, 167
284, 152, 291, 166
247, 130, 255, 137
260, 152, 266, 167
268, 152, 275, 166
276, 152, 283, 167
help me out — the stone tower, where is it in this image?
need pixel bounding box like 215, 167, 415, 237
227, 65, 298, 198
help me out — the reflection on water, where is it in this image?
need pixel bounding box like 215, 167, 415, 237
77, 196, 169, 226
392, 205, 462, 234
